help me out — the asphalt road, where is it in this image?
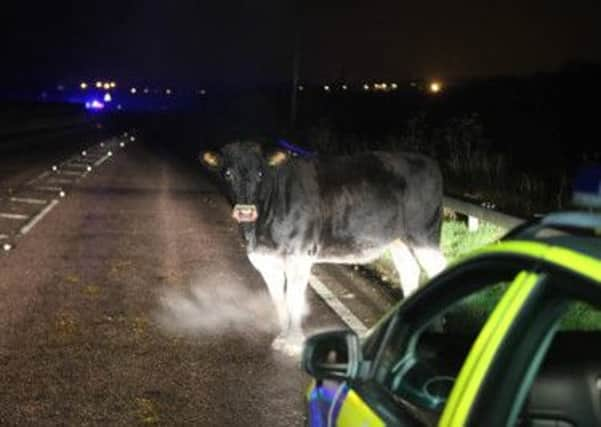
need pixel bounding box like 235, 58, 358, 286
0, 135, 351, 426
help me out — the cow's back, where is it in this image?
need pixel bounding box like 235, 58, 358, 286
253, 151, 442, 261
311, 151, 442, 260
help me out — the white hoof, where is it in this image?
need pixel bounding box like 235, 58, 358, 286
271, 333, 304, 357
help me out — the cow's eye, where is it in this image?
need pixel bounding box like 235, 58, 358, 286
224, 169, 233, 180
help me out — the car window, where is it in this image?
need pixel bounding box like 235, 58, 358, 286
514, 300, 601, 427
373, 269, 519, 415
558, 301, 601, 331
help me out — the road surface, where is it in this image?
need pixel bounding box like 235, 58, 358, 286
1, 133, 373, 426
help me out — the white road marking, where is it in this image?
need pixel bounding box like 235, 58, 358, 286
0, 213, 29, 220
93, 153, 112, 167
10, 197, 47, 205
66, 162, 89, 168
47, 178, 73, 184
20, 199, 59, 235
34, 186, 62, 192
309, 275, 369, 336
25, 171, 50, 186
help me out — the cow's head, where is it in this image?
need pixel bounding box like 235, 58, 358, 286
200, 141, 288, 223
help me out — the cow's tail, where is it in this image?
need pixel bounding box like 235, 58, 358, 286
425, 202, 443, 245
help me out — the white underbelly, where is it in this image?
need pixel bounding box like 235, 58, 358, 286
315, 247, 388, 264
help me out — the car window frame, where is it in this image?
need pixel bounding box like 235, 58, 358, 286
371, 256, 534, 377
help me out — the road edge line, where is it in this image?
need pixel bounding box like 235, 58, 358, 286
309, 275, 369, 336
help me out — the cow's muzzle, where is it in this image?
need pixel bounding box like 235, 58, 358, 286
232, 204, 258, 223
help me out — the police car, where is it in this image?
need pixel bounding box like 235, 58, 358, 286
302, 167, 601, 427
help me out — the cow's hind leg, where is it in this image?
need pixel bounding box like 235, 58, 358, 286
389, 239, 421, 298
247, 252, 289, 336
412, 246, 447, 280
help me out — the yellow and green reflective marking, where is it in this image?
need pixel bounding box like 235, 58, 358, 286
336, 389, 385, 427
440, 271, 540, 426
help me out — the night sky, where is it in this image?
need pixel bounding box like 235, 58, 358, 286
1, 0, 600, 89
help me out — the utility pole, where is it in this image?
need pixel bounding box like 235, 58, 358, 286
289, 1, 301, 135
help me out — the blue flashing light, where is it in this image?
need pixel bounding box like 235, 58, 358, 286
573, 166, 601, 208
277, 139, 317, 158
85, 99, 105, 110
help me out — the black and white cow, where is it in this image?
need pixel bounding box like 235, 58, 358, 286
201, 141, 446, 354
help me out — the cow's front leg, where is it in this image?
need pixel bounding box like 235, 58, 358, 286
247, 252, 289, 335
277, 257, 313, 356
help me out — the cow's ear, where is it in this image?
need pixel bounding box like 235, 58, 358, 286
200, 151, 221, 169
266, 150, 288, 167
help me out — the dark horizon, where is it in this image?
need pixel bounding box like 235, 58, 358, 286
1, 1, 600, 91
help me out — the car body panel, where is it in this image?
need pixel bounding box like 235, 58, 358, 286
307, 380, 348, 427
336, 388, 385, 427
305, 220, 601, 427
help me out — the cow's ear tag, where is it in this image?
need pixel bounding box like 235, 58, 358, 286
267, 150, 288, 167
201, 151, 221, 168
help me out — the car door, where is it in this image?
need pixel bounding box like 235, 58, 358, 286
330, 247, 544, 426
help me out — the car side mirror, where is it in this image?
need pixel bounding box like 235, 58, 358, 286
302, 330, 363, 381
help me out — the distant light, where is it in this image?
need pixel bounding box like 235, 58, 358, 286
103, 93, 112, 102
80, 82, 88, 90
391, 82, 398, 90
298, 85, 304, 91
341, 84, 348, 91
200, 89, 206, 95
381, 83, 388, 90
52, 165, 58, 172
429, 81, 442, 93
107, 151, 113, 157
96, 81, 103, 88
110, 81, 116, 88
82, 150, 87, 156
86, 165, 92, 172
323, 85, 330, 92
143, 88, 150, 94
117, 104, 122, 110
57, 85, 65, 91
410, 81, 417, 87
165, 88, 172, 95
103, 82, 111, 90
85, 100, 105, 110
124, 132, 129, 137
59, 191, 66, 198
129, 136, 136, 142
363, 84, 370, 91
2, 243, 11, 252
130, 87, 137, 94
120, 141, 125, 148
